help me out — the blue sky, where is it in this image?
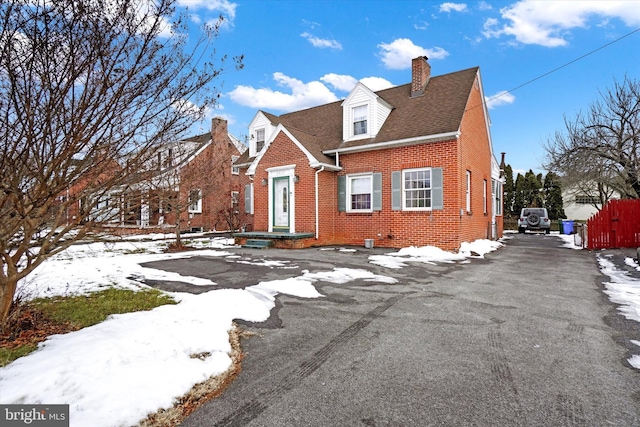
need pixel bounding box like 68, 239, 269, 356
178, 0, 640, 175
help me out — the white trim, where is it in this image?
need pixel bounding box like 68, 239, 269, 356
188, 188, 202, 213
466, 170, 471, 213
350, 103, 370, 140
247, 125, 323, 175
315, 166, 325, 239
346, 173, 373, 213
266, 164, 297, 173
402, 167, 433, 211
483, 179, 487, 215
267, 166, 296, 232
309, 161, 342, 171
325, 131, 460, 155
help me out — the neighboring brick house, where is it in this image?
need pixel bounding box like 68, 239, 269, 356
234, 57, 503, 250
66, 117, 247, 235
142, 117, 247, 233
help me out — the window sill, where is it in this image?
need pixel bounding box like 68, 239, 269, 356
346, 211, 374, 214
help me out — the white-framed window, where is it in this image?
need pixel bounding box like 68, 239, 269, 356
255, 128, 265, 153
466, 170, 471, 213
244, 183, 254, 214
231, 155, 239, 175
352, 105, 368, 136
347, 174, 373, 212
403, 168, 432, 210
575, 195, 598, 204
188, 189, 202, 213
167, 148, 173, 167
492, 179, 503, 216
483, 179, 487, 214
231, 191, 239, 207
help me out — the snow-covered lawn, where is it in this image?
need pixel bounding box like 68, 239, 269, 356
1, 233, 638, 426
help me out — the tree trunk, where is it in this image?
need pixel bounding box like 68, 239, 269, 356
175, 209, 182, 247
0, 276, 19, 329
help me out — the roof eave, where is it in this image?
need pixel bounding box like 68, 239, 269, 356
310, 162, 342, 171
323, 131, 461, 155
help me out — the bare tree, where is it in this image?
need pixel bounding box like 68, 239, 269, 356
544, 77, 640, 203
0, 0, 242, 327
144, 127, 241, 247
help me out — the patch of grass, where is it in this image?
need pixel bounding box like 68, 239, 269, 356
121, 247, 150, 255
33, 288, 176, 329
0, 288, 176, 367
0, 343, 38, 367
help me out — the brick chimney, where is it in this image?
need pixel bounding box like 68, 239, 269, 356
411, 56, 431, 97
211, 117, 228, 143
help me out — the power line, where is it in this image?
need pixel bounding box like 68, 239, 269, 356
472, 26, 640, 111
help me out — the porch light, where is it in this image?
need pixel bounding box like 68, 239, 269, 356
293, 175, 299, 183
261, 178, 267, 186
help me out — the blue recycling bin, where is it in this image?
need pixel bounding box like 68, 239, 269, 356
562, 220, 574, 235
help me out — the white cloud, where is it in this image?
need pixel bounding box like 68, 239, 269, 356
228, 72, 339, 111
178, 0, 237, 29
483, 0, 640, 47
440, 2, 467, 13
320, 73, 357, 91
178, 0, 237, 19
485, 90, 515, 109
320, 74, 394, 92
378, 38, 449, 70
301, 32, 342, 49
360, 77, 394, 91
302, 19, 321, 29
478, 1, 492, 11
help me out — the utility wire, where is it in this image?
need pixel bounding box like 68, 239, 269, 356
470, 26, 640, 111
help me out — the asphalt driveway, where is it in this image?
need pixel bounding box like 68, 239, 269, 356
146, 233, 640, 426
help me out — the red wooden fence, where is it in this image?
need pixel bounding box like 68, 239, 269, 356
587, 199, 640, 249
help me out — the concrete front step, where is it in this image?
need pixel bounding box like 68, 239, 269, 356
243, 239, 273, 249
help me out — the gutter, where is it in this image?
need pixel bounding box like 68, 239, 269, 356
323, 131, 460, 155
315, 166, 325, 239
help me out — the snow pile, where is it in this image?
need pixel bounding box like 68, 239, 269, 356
556, 233, 584, 250
1, 240, 397, 427
369, 239, 502, 269
597, 255, 640, 369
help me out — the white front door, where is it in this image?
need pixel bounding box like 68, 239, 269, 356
273, 177, 290, 230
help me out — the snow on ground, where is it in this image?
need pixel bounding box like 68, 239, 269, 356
555, 232, 585, 250
3, 233, 638, 426
369, 239, 503, 269
597, 253, 640, 370
625, 256, 640, 271
2, 236, 404, 427
17, 238, 236, 300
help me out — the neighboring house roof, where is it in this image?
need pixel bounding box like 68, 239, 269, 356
228, 133, 248, 154
234, 66, 480, 168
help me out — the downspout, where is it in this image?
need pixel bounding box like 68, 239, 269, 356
315, 166, 325, 239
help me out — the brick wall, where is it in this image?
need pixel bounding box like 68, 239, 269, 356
457, 75, 502, 242
246, 78, 498, 251
333, 140, 462, 250
177, 121, 245, 232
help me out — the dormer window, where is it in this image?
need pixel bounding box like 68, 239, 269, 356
342, 83, 392, 142
353, 105, 368, 136
256, 128, 265, 153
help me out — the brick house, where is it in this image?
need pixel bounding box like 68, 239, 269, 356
65, 117, 247, 235
234, 57, 503, 250
142, 117, 247, 233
